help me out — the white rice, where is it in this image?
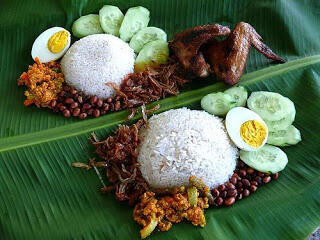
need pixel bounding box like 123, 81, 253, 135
137, 108, 238, 189
61, 34, 134, 99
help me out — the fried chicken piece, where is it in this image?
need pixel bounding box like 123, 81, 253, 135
169, 24, 231, 77
206, 22, 285, 85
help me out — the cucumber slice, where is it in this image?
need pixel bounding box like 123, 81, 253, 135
224, 86, 248, 107
264, 110, 296, 131
99, 5, 124, 36
240, 144, 288, 173
201, 92, 236, 116
267, 125, 302, 147
129, 27, 167, 53
135, 40, 169, 72
72, 14, 104, 38
119, 6, 150, 42
247, 91, 295, 121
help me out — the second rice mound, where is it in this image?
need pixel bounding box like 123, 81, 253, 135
138, 108, 239, 189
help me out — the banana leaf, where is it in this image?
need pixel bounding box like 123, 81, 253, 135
0, 0, 319, 239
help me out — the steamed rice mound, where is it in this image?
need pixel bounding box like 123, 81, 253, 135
61, 34, 134, 99
138, 108, 238, 189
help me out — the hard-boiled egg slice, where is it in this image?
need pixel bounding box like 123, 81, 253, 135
226, 107, 268, 151
31, 27, 71, 63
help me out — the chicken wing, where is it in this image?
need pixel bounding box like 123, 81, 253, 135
169, 24, 231, 77
206, 22, 285, 85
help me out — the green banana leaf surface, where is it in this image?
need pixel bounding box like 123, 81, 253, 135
1, 0, 320, 239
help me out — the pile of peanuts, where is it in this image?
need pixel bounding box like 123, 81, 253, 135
212, 160, 279, 206
49, 84, 126, 119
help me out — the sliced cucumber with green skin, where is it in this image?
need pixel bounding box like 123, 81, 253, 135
99, 5, 124, 36
264, 110, 296, 131
119, 6, 150, 42
267, 125, 302, 147
240, 144, 288, 173
129, 27, 167, 53
224, 86, 248, 107
247, 91, 295, 121
72, 14, 104, 38
201, 92, 236, 116
135, 40, 169, 72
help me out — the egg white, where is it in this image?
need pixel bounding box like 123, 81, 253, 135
31, 27, 71, 63
225, 107, 268, 151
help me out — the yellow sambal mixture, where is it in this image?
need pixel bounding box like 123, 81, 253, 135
133, 187, 209, 239
17, 57, 64, 107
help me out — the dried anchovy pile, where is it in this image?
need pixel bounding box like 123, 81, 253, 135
49, 62, 189, 119
90, 118, 149, 205
119, 63, 189, 108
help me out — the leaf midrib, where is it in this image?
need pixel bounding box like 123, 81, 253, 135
1, 55, 320, 153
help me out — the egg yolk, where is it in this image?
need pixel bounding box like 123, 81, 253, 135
240, 120, 267, 148
47, 31, 69, 53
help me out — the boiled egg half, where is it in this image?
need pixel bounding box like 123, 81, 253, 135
31, 27, 71, 63
226, 107, 268, 151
